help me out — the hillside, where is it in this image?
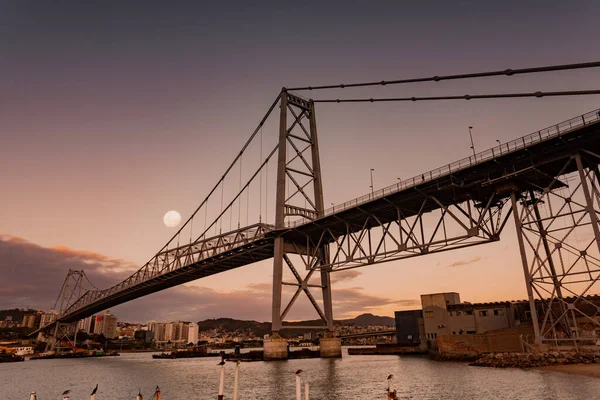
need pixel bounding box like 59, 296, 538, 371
338, 313, 395, 327
196, 313, 395, 338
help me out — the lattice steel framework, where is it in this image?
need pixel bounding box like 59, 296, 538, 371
512, 151, 600, 344
54, 270, 87, 316
42, 270, 89, 352
298, 195, 510, 271
271, 90, 334, 333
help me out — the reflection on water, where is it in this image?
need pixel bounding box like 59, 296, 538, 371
2, 348, 599, 399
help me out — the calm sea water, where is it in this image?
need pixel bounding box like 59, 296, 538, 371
2, 348, 598, 400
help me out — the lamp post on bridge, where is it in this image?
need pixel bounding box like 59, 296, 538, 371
370, 168, 375, 196
468, 126, 476, 157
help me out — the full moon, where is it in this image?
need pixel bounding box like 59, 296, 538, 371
163, 210, 181, 228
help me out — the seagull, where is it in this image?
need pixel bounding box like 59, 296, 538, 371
218, 360, 226, 366
62, 390, 71, 396
387, 374, 394, 380
91, 384, 98, 395
295, 369, 303, 375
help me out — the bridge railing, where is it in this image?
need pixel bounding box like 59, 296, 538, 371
60, 223, 273, 318
286, 108, 600, 228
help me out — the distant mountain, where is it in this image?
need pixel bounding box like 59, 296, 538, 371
196, 313, 394, 338
338, 313, 395, 327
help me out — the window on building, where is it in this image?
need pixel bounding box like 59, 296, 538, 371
465, 310, 473, 316
466, 330, 476, 334
479, 310, 488, 317
407, 335, 412, 340
524, 311, 531, 320
452, 331, 456, 335
424, 311, 433, 318
449, 311, 453, 317
433, 333, 437, 338
494, 309, 504, 316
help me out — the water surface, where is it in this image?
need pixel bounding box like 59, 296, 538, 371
2, 349, 596, 399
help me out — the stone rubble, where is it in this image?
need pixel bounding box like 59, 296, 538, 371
469, 351, 600, 368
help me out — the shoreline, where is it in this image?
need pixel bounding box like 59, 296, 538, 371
536, 364, 600, 379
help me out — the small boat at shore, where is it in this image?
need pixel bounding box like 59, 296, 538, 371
30, 350, 120, 360
152, 346, 221, 359
0, 352, 24, 363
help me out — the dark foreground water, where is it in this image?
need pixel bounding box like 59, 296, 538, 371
2, 349, 599, 400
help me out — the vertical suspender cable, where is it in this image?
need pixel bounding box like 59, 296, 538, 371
247, 185, 250, 227
220, 180, 224, 234
259, 126, 263, 223
238, 154, 242, 228
266, 157, 269, 224
204, 203, 208, 238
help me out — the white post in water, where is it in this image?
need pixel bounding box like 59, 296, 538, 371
232, 361, 240, 400
29, 392, 36, 400
295, 372, 302, 400
387, 374, 397, 400
218, 362, 226, 400
304, 382, 310, 400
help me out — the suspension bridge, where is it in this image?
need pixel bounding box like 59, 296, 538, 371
36, 61, 600, 358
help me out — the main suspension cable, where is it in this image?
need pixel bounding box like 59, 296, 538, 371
288, 60, 600, 91
312, 90, 600, 103
140, 93, 281, 265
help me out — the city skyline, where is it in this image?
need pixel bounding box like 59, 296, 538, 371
2, 1, 600, 323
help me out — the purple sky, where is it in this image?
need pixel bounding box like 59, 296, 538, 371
2, 1, 600, 322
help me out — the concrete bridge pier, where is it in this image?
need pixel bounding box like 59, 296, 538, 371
263, 336, 289, 360
319, 336, 342, 358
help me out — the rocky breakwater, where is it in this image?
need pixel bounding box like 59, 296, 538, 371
470, 351, 600, 368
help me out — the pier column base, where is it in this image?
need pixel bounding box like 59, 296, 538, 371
264, 337, 289, 360
319, 337, 342, 358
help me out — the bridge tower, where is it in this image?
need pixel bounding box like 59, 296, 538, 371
265, 89, 339, 359
41, 270, 86, 352
511, 150, 600, 348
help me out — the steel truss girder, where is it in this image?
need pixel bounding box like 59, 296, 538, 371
61, 224, 272, 318
512, 151, 600, 344
296, 195, 510, 271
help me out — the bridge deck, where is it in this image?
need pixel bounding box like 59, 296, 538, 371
282, 109, 600, 244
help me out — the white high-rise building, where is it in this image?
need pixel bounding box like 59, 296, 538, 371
93, 311, 118, 339
188, 323, 199, 344
164, 323, 175, 341
77, 316, 93, 333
